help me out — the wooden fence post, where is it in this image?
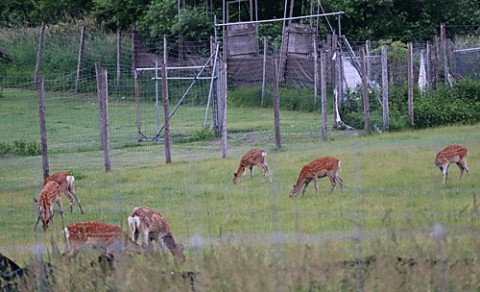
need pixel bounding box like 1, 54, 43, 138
221, 56, 228, 159
381, 46, 389, 131
95, 63, 111, 172
320, 50, 328, 140
38, 76, 49, 179
34, 23, 46, 87
407, 42, 414, 125
360, 48, 371, 134
440, 23, 449, 86
273, 57, 281, 149
116, 31, 122, 94
161, 40, 172, 164
75, 26, 85, 93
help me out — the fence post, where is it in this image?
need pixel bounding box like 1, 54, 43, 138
360, 48, 371, 134
272, 58, 281, 149
320, 50, 328, 140
131, 25, 137, 79
116, 31, 122, 94
407, 42, 414, 125
75, 26, 85, 93
38, 76, 49, 179
34, 23, 46, 87
381, 46, 389, 131
313, 36, 318, 104
95, 63, 111, 172
221, 56, 228, 159
440, 23, 449, 86
261, 37, 268, 106
161, 42, 172, 164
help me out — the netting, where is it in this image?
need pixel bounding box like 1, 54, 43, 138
2, 25, 480, 290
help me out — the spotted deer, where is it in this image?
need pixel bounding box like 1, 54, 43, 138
64, 221, 142, 258
44, 172, 84, 214
289, 156, 344, 198
128, 207, 185, 263
34, 180, 65, 231
233, 148, 270, 184
435, 144, 470, 184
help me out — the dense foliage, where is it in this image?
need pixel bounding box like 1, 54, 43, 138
1, 0, 480, 43
340, 79, 480, 131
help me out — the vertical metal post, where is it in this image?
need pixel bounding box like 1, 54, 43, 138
273, 58, 281, 149
320, 51, 328, 140
155, 61, 160, 133
381, 46, 389, 131
75, 26, 86, 93
407, 42, 414, 125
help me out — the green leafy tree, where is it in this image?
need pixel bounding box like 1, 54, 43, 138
92, 0, 150, 31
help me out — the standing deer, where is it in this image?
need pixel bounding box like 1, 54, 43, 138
233, 148, 270, 184
34, 180, 65, 231
64, 221, 142, 258
435, 144, 470, 184
128, 207, 185, 263
289, 156, 344, 198
44, 172, 84, 214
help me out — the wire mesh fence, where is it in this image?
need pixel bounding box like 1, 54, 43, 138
2, 26, 480, 290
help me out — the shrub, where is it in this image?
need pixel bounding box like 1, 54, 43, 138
188, 128, 214, 142
0, 139, 41, 156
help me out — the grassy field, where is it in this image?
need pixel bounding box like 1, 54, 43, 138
1, 88, 480, 290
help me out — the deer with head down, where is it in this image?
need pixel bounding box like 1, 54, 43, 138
289, 156, 343, 198
435, 144, 470, 184
128, 206, 185, 264
44, 172, 84, 214
233, 148, 270, 184
64, 221, 142, 258
34, 180, 65, 231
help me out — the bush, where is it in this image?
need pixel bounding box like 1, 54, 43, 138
188, 128, 214, 142
0, 139, 41, 156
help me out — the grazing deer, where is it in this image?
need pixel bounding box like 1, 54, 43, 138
289, 156, 344, 198
64, 221, 142, 258
44, 172, 84, 214
128, 207, 185, 263
233, 148, 270, 184
34, 180, 65, 231
435, 144, 470, 184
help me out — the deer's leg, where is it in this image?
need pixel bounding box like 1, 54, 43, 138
56, 200, 65, 229
62, 190, 74, 212
69, 190, 84, 214
313, 177, 320, 196
34, 216, 41, 231
249, 166, 254, 178
335, 175, 344, 191
300, 181, 310, 197
328, 175, 336, 194
442, 164, 450, 184
141, 229, 151, 249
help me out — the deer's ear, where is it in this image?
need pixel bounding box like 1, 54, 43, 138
233, 173, 237, 177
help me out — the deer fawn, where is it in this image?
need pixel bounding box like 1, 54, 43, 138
44, 172, 84, 214
233, 148, 270, 184
435, 144, 470, 184
289, 156, 344, 198
128, 207, 185, 263
34, 180, 65, 231
64, 221, 142, 258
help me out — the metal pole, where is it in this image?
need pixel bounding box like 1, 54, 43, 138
155, 61, 160, 132
204, 43, 220, 128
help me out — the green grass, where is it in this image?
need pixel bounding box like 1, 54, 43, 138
2, 88, 480, 290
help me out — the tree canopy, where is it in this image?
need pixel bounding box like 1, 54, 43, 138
1, 0, 480, 42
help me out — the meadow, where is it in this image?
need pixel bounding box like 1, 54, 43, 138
1, 88, 480, 290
